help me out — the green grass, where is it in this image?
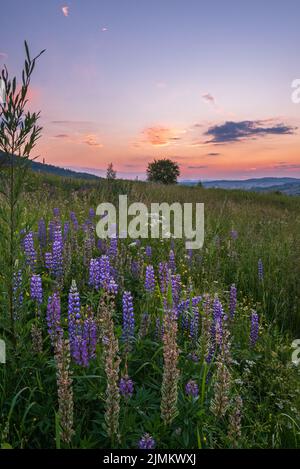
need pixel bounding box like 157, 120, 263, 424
25, 172, 300, 332
0, 171, 300, 449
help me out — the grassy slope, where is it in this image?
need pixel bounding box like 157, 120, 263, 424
1, 170, 300, 449
27, 171, 300, 333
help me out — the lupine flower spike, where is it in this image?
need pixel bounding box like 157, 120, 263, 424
138, 433, 156, 449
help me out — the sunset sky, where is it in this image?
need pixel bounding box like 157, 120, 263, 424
1, 0, 300, 180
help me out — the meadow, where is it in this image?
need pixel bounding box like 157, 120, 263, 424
0, 172, 300, 449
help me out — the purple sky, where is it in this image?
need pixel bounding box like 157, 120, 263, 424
1, 0, 300, 179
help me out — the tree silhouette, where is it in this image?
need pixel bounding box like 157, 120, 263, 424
147, 158, 180, 185
106, 162, 116, 180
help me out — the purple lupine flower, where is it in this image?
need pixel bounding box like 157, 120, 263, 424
83, 236, 93, 266
186, 248, 193, 266
52, 227, 64, 279
13, 270, 23, 302
90, 256, 118, 294
205, 297, 224, 363
213, 297, 224, 346
229, 284, 237, 318
145, 265, 155, 294
258, 259, 264, 282
99, 255, 111, 285
250, 311, 259, 347
181, 312, 189, 332
46, 292, 62, 345
145, 245, 152, 258
192, 296, 202, 307
72, 309, 97, 367
30, 274, 43, 305
45, 252, 53, 272
138, 433, 156, 449
230, 230, 238, 240
89, 258, 100, 289
63, 222, 70, 241
73, 335, 89, 367
119, 376, 134, 398
190, 305, 199, 343
70, 211, 79, 231
158, 262, 170, 294
185, 379, 199, 398
178, 296, 202, 315
38, 219, 47, 249
107, 278, 118, 296
20, 228, 26, 246
122, 291, 135, 345
89, 208, 95, 219
108, 237, 118, 259
54, 225, 63, 244
169, 249, 176, 273
24, 232, 37, 269
68, 281, 81, 321
48, 220, 56, 242
171, 274, 181, 307
97, 238, 107, 254
205, 344, 215, 364
82, 221, 88, 234
53, 207, 60, 218
178, 296, 202, 324
13, 270, 23, 315
52, 240, 63, 279
99, 255, 112, 287
68, 283, 96, 366
68, 280, 81, 353
131, 260, 140, 278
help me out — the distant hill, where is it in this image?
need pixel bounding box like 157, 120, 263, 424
181, 177, 300, 195
253, 182, 300, 196
2, 153, 299, 194
0, 152, 100, 181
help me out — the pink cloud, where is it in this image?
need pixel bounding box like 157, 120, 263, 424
83, 134, 103, 148
202, 93, 215, 105
62, 6, 69, 17
142, 126, 183, 146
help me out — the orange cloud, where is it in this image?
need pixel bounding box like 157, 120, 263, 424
83, 134, 103, 148
142, 126, 182, 146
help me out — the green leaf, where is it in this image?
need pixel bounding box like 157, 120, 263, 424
1, 442, 13, 449
24, 41, 31, 63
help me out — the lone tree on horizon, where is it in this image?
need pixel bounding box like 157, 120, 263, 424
146, 158, 180, 185
106, 162, 116, 180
